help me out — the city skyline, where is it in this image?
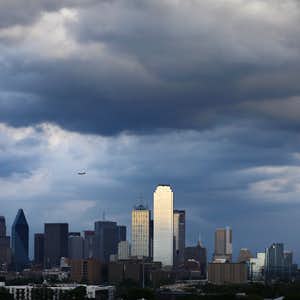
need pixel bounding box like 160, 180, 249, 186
0, 0, 300, 265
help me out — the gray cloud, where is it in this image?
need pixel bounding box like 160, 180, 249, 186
0, 0, 299, 134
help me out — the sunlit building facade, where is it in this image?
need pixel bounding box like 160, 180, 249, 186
153, 185, 174, 267
131, 205, 151, 258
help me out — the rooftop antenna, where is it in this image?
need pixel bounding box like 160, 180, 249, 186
102, 210, 106, 221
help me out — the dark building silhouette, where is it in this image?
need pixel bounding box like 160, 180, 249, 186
0, 216, 6, 237
34, 233, 44, 266
0, 216, 11, 269
94, 221, 118, 263
185, 241, 207, 278
11, 209, 29, 271
117, 225, 127, 243
44, 223, 68, 268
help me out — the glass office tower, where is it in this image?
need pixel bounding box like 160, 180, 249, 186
153, 185, 174, 267
11, 209, 29, 271
173, 210, 186, 266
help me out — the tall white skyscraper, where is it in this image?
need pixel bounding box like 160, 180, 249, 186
153, 185, 174, 266
131, 205, 151, 258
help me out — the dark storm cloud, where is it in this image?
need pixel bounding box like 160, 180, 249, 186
0, 0, 300, 135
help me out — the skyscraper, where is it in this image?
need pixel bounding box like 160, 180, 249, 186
94, 221, 118, 263
44, 223, 68, 268
173, 210, 185, 266
34, 233, 44, 266
0, 216, 11, 269
265, 243, 285, 282
131, 204, 151, 258
214, 227, 232, 262
117, 225, 127, 243
83, 230, 95, 260
153, 185, 174, 267
68, 234, 84, 260
11, 209, 29, 271
0, 217, 6, 237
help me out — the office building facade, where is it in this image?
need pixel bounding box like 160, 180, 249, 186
173, 210, 185, 266
84, 231, 95, 260
44, 223, 68, 268
153, 185, 174, 267
214, 227, 232, 262
34, 233, 44, 266
68, 234, 84, 260
94, 221, 118, 263
131, 205, 151, 258
11, 209, 29, 271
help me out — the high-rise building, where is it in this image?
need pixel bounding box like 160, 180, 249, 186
34, 233, 44, 266
249, 252, 265, 281
264, 243, 292, 282
84, 231, 95, 260
0, 216, 11, 269
213, 227, 232, 262
94, 221, 118, 263
0, 216, 6, 237
131, 205, 151, 258
153, 185, 174, 267
118, 241, 130, 260
117, 226, 127, 243
11, 209, 29, 271
173, 210, 185, 266
184, 240, 207, 278
238, 248, 253, 263
68, 234, 84, 260
44, 223, 68, 268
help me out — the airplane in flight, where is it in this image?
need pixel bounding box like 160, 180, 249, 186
78, 171, 87, 175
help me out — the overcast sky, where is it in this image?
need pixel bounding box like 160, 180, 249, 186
1, 0, 300, 261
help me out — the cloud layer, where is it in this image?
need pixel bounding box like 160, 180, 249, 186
0, 0, 300, 260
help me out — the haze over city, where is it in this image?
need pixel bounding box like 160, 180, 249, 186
0, 0, 300, 263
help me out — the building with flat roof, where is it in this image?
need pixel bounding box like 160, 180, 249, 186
208, 263, 247, 285
153, 185, 174, 267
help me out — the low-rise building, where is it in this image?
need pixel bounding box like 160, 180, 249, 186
4, 283, 115, 300
208, 263, 248, 285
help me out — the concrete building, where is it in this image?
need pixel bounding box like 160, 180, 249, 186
0, 216, 11, 269
83, 231, 95, 260
44, 223, 68, 268
208, 263, 248, 284
238, 248, 253, 263
184, 241, 207, 278
5, 283, 115, 300
131, 205, 151, 258
153, 185, 174, 267
249, 252, 265, 281
213, 227, 232, 262
70, 259, 102, 284
118, 241, 130, 260
173, 210, 185, 266
34, 233, 44, 267
68, 235, 84, 260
